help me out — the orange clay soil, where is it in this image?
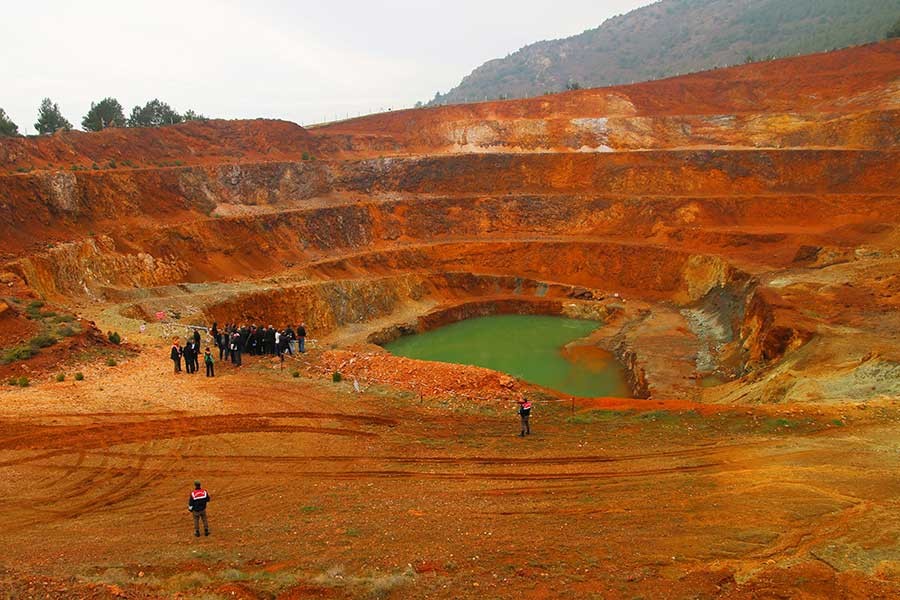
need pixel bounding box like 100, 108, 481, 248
0, 41, 899, 598
1, 358, 900, 599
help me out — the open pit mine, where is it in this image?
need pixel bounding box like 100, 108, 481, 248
0, 41, 899, 599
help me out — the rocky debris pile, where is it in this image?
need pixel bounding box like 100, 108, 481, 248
312, 349, 520, 401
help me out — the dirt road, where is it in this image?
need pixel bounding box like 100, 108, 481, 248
1, 353, 899, 599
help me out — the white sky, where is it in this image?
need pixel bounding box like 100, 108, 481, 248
2, 0, 653, 132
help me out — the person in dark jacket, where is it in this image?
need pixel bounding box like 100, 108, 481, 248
248, 326, 258, 355
187, 480, 211, 537
170, 340, 183, 373
183, 340, 196, 374
284, 326, 295, 355
517, 395, 532, 437
218, 330, 229, 361
230, 331, 242, 366
239, 326, 249, 353
297, 322, 307, 353
266, 326, 277, 355
192, 328, 201, 349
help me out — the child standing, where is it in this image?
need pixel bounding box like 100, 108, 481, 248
204, 347, 214, 377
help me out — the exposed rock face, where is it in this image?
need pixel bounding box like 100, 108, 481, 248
1, 41, 898, 403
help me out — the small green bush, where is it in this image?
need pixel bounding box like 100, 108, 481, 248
55, 373, 65, 382
332, 371, 342, 383
302, 151, 311, 161
106, 358, 117, 367
17, 376, 29, 387
2, 345, 35, 363
291, 370, 300, 378
58, 325, 76, 337
74, 372, 84, 381
29, 333, 57, 349
107, 160, 117, 169
107, 331, 121, 344
53, 314, 75, 323
25, 300, 46, 319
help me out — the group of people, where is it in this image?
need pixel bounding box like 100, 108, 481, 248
170, 328, 215, 376
169, 321, 308, 375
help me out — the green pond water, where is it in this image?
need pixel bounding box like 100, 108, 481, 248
384, 314, 631, 398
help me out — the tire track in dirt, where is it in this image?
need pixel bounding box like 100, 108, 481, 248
67, 439, 758, 466
0, 411, 394, 454
9, 461, 721, 481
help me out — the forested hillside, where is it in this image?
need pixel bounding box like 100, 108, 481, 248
430, 0, 900, 105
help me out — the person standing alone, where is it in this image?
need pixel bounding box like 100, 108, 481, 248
517, 395, 532, 437
188, 480, 211, 537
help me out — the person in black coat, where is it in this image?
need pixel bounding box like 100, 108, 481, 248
284, 326, 295, 356
170, 340, 183, 373
266, 326, 277, 355
297, 323, 307, 353
183, 340, 195, 374
230, 331, 242, 366
218, 331, 229, 361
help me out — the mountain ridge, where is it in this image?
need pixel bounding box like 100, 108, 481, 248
429, 0, 900, 105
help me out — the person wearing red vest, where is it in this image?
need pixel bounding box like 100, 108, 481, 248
517, 395, 532, 437
188, 480, 211, 537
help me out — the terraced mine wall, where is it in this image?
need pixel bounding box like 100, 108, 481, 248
1, 41, 898, 403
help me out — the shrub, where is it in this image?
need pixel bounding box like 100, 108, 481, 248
107, 331, 122, 345
302, 151, 311, 161
53, 314, 75, 323
74, 372, 84, 381
332, 371, 342, 383
29, 333, 57, 349
55, 373, 65, 382
25, 300, 45, 319
57, 326, 76, 337
107, 160, 117, 169
17, 376, 29, 387
2, 345, 35, 363
292, 370, 300, 378
106, 358, 118, 367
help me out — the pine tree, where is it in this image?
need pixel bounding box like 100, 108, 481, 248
82, 97, 126, 131
0, 108, 19, 136
127, 99, 183, 127
34, 98, 72, 134
182, 109, 208, 122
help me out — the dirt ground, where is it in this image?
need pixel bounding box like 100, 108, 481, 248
2, 346, 900, 600
1, 41, 898, 599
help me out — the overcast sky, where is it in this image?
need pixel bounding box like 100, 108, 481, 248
2, 0, 653, 132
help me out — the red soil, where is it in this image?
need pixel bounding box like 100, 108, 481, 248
0, 41, 899, 598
